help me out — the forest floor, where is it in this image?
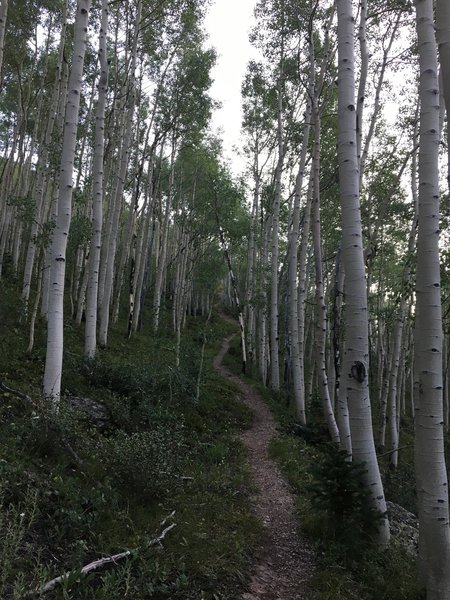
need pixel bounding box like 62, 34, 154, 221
213, 322, 316, 600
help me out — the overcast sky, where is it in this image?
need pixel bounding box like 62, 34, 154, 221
204, 0, 259, 175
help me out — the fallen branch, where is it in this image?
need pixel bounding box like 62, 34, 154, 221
377, 445, 412, 459
32, 550, 133, 595
27, 515, 176, 596
0, 380, 33, 404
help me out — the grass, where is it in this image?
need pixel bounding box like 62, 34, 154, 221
0, 283, 261, 599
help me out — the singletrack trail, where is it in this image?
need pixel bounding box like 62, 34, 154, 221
213, 326, 315, 600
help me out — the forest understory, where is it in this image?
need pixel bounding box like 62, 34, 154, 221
0, 287, 424, 599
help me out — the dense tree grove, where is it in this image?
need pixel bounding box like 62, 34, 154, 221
1, 0, 450, 597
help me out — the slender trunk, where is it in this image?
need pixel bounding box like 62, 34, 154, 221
246, 155, 259, 371
27, 257, 44, 354
258, 214, 271, 384
288, 84, 312, 422
297, 173, 314, 421
98, 0, 141, 347
153, 143, 176, 331
0, 0, 8, 89
311, 104, 340, 443
435, 0, 450, 190
217, 218, 247, 374
84, 0, 108, 358
43, 0, 91, 404
270, 83, 284, 392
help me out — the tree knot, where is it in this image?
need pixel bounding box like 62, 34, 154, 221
350, 361, 366, 383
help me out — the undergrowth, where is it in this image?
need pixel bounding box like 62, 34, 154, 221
224, 333, 422, 600
0, 283, 260, 599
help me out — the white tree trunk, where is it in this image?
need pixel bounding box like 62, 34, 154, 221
296, 175, 314, 422
0, 0, 7, 89
245, 157, 259, 371
42, 0, 91, 404
336, 0, 389, 547
98, 0, 141, 347
311, 104, 340, 444
258, 214, 271, 384
84, 0, 108, 358
435, 0, 450, 190
414, 0, 450, 595
269, 85, 284, 391
153, 143, 176, 332
288, 86, 312, 423
22, 12, 68, 309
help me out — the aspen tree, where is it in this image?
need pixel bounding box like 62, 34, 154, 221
269, 66, 284, 392
0, 0, 7, 88
84, 0, 108, 359
287, 42, 313, 421
99, 0, 142, 347
21, 4, 68, 312
153, 141, 176, 332
336, 0, 389, 546
41, 39, 70, 319
288, 2, 335, 425
414, 0, 450, 595
111, 119, 149, 326
436, 0, 450, 189
311, 101, 340, 443
241, 62, 273, 374
245, 156, 259, 371
258, 213, 271, 384
43, 0, 91, 404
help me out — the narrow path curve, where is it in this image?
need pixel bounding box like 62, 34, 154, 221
213, 326, 315, 600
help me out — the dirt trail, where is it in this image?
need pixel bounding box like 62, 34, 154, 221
213, 328, 315, 600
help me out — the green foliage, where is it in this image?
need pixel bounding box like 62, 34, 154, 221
0, 485, 39, 598
0, 297, 260, 598
97, 427, 187, 498
269, 432, 422, 600
307, 446, 385, 556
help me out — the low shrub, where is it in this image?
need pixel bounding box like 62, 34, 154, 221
307, 445, 385, 558
96, 426, 187, 499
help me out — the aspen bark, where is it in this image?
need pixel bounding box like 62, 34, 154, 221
21, 3, 68, 309
99, 0, 141, 347
414, 0, 450, 595
336, 0, 389, 546
153, 142, 176, 332
270, 82, 284, 391
288, 149, 310, 423
84, 0, 108, 358
436, 0, 450, 190
43, 0, 91, 404
0, 0, 7, 89
311, 104, 340, 444
245, 155, 259, 371
258, 214, 271, 384
288, 72, 312, 422
297, 182, 313, 420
